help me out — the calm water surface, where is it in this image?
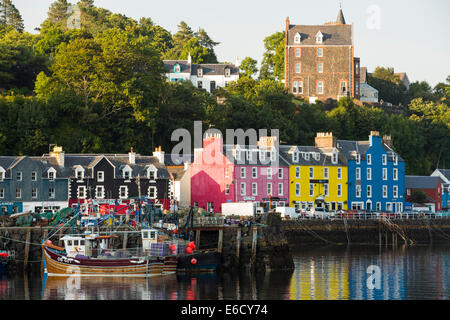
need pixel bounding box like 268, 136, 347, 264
0, 245, 448, 300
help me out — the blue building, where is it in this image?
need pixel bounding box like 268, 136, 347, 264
431, 169, 450, 211
338, 131, 405, 212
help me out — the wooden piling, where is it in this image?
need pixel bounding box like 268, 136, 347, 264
196, 230, 201, 247
217, 229, 223, 253
252, 227, 258, 256
236, 228, 241, 259
24, 229, 31, 270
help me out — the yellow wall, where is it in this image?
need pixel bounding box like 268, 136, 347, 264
289, 165, 348, 210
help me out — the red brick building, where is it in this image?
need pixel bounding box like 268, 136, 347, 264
285, 9, 360, 102
405, 176, 443, 212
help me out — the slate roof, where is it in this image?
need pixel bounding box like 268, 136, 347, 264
167, 166, 188, 181
163, 61, 239, 77
279, 145, 347, 166
337, 140, 404, 162
286, 24, 352, 46
164, 154, 193, 167
0, 157, 19, 177
405, 176, 440, 189
223, 145, 290, 167
435, 169, 450, 182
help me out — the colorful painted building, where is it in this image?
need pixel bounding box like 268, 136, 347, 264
338, 131, 405, 212
280, 133, 348, 211
431, 169, 450, 210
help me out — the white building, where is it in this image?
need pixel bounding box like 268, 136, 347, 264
163, 55, 240, 93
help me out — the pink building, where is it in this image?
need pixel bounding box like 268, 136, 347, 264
190, 134, 290, 213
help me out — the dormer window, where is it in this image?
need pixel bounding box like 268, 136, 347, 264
173, 64, 181, 73
270, 150, 276, 161
259, 150, 266, 162
314, 153, 320, 161
316, 31, 323, 44
0, 168, 4, 181
48, 167, 56, 180
294, 32, 301, 44
332, 152, 338, 164
225, 67, 231, 77
122, 166, 132, 180
197, 68, 203, 77
293, 151, 299, 163
304, 153, 310, 161
356, 153, 361, 164
147, 165, 157, 181
75, 166, 85, 180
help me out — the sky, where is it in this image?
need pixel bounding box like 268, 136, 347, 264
13, 0, 450, 86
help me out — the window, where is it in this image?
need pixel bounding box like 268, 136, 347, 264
97, 171, 104, 182
332, 153, 338, 164
367, 185, 372, 198
197, 81, 202, 89
324, 183, 329, 197
340, 81, 347, 94
31, 171, 37, 181
383, 168, 387, 180
367, 168, 372, 180
76, 169, 84, 180
317, 81, 324, 94
16, 188, 21, 198
0, 188, 4, 198
240, 167, 246, 178
304, 153, 310, 161
337, 168, 342, 180
267, 167, 272, 179
197, 68, 203, 77
148, 186, 156, 199
293, 81, 297, 94
337, 184, 342, 197
309, 183, 314, 197
295, 63, 301, 73
316, 31, 323, 44
295, 167, 301, 179
78, 186, 86, 199
393, 168, 398, 181
317, 62, 323, 73
292, 81, 303, 94
95, 186, 104, 199
295, 183, 301, 197
123, 169, 131, 180
382, 154, 387, 165
194, 202, 199, 208
240, 182, 246, 196
267, 183, 272, 196
309, 167, 314, 179
17, 171, 22, 181
294, 33, 301, 43
49, 187, 56, 199
252, 167, 257, 179
225, 168, 230, 178
298, 81, 303, 94
246, 150, 252, 161
295, 48, 301, 57
32, 188, 37, 199
259, 150, 266, 162
314, 153, 320, 161
377, 202, 382, 211
317, 47, 323, 57
356, 185, 361, 198
356, 168, 361, 180
393, 186, 398, 198
225, 68, 231, 77
324, 167, 329, 179
293, 152, 299, 163
278, 183, 283, 195
148, 170, 156, 181
225, 184, 230, 195
173, 64, 181, 73
383, 185, 388, 198
278, 168, 283, 179
48, 171, 55, 180
252, 182, 257, 196
367, 154, 372, 165
119, 186, 128, 199
356, 154, 361, 164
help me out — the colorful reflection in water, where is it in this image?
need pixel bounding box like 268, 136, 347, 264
0, 245, 448, 300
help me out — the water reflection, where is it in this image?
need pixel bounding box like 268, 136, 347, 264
2, 245, 449, 300
288, 245, 450, 300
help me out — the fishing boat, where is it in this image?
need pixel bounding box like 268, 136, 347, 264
42, 228, 178, 277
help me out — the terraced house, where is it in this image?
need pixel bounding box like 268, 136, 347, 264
0, 150, 69, 214
338, 132, 405, 213
280, 133, 348, 212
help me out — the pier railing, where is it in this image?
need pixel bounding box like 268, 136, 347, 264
283, 212, 450, 221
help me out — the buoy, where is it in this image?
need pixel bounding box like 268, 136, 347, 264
186, 247, 193, 254
170, 244, 176, 251
172, 250, 177, 255
173, 229, 178, 234
190, 258, 197, 265
46, 240, 52, 245
188, 241, 195, 249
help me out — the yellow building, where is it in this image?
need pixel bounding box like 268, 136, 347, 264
280, 133, 348, 211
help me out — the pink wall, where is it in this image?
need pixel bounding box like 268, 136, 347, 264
190, 136, 234, 212
234, 165, 290, 206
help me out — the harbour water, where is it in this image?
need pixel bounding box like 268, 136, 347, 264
0, 245, 448, 300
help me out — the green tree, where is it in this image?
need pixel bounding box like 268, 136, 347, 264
239, 56, 258, 78
410, 189, 427, 205
259, 31, 284, 81
0, 0, 24, 32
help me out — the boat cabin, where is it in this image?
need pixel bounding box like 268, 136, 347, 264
141, 228, 158, 251
61, 233, 116, 257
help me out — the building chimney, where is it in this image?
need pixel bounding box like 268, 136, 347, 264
153, 146, 165, 164
369, 131, 381, 147
257, 136, 278, 149
314, 132, 337, 148
50, 145, 65, 167
129, 147, 136, 164
383, 134, 393, 148
187, 52, 192, 65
